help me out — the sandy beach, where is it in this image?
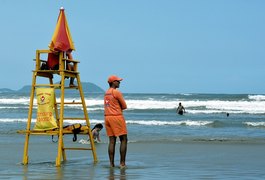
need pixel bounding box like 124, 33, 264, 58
1, 133, 265, 179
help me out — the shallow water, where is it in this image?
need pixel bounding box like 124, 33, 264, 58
1, 135, 265, 179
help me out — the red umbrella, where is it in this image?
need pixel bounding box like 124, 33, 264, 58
49, 7, 75, 52
47, 7, 75, 69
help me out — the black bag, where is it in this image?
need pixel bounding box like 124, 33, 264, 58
64, 123, 82, 142
52, 123, 82, 142
71, 124, 82, 142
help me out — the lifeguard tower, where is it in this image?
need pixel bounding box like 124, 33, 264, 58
18, 8, 97, 166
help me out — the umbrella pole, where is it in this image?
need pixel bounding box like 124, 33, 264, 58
56, 53, 66, 166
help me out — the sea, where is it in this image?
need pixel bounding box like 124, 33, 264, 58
1, 91, 265, 179
1, 91, 265, 143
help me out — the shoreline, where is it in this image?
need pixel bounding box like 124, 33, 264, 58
1, 134, 265, 179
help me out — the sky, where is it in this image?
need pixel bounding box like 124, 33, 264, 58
1, 0, 265, 94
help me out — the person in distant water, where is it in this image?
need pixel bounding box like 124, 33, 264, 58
176, 102, 185, 115
104, 75, 128, 169
91, 123, 103, 142
226, 113, 229, 117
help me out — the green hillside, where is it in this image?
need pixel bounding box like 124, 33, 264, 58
13, 81, 104, 93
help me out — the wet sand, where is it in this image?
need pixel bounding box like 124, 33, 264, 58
1, 134, 265, 179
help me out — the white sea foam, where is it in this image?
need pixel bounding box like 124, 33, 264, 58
180, 93, 192, 96
0, 118, 133, 125
127, 99, 176, 110
0, 118, 211, 127
125, 98, 265, 114
0, 107, 21, 109
0, 98, 30, 104
2, 117, 264, 128
1, 96, 265, 114
183, 120, 213, 126
0, 118, 27, 122
127, 120, 212, 126
125, 99, 265, 114
248, 95, 265, 101
185, 100, 265, 114
244, 122, 265, 127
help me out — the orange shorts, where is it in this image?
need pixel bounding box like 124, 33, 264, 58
105, 115, 127, 137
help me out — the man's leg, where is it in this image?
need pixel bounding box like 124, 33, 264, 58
69, 77, 75, 86
119, 135, 127, 166
68, 64, 76, 86
108, 136, 116, 167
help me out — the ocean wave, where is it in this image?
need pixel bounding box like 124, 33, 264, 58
180, 93, 192, 96
77, 99, 265, 114
126, 120, 213, 126
1, 118, 264, 129
127, 137, 265, 144
0, 107, 21, 109
0, 118, 27, 122
248, 95, 265, 101
0, 98, 30, 105
243, 122, 265, 127
0, 118, 104, 125
0, 118, 213, 127
189, 137, 265, 143
1, 96, 265, 114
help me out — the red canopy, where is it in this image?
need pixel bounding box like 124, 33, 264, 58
47, 7, 75, 69
49, 7, 75, 52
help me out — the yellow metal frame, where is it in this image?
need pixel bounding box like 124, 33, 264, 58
19, 50, 98, 166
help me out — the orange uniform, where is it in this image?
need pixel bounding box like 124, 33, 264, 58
104, 88, 127, 136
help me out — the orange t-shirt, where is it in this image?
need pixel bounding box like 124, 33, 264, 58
104, 88, 127, 116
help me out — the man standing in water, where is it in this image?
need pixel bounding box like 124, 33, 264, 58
104, 75, 128, 168
176, 102, 185, 115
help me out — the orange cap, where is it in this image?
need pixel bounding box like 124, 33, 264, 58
108, 75, 123, 83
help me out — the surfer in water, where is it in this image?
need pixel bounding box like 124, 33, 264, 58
176, 102, 185, 115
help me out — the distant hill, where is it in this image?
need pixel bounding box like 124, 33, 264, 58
0, 88, 15, 93
1, 81, 104, 93
80, 82, 104, 93
17, 85, 32, 93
